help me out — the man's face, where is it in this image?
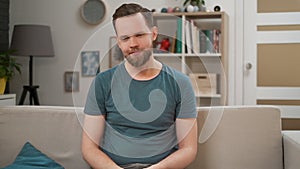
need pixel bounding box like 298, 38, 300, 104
115, 13, 157, 67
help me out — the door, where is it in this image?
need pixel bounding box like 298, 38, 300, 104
243, 0, 300, 117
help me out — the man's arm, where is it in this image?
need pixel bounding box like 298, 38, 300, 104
81, 114, 122, 169
147, 118, 198, 169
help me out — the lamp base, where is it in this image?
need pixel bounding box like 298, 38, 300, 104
19, 85, 40, 105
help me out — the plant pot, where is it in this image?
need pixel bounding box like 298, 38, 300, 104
0, 78, 7, 94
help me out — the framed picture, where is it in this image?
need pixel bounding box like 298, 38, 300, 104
109, 36, 124, 68
64, 71, 79, 92
81, 51, 100, 76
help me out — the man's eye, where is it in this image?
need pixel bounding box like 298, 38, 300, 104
136, 33, 144, 37
120, 36, 129, 41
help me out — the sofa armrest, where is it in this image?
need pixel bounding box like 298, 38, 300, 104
283, 131, 300, 169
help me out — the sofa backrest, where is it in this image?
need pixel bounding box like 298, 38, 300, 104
187, 106, 283, 169
0, 106, 90, 169
0, 106, 283, 169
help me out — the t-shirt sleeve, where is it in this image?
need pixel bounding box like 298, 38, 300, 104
176, 75, 197, 119
84, 79, 106, 116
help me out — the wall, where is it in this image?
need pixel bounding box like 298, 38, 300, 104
9, 0, 236, 106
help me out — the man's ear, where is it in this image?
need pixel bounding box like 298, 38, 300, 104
152, 26, 158, 41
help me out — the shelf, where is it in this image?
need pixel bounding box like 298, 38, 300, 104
0, 94, 16, 106
153, 53, 183, 57
0, 94, 16, 100
185, 53, 221, 57
153, 12, 228, 107
153, 12, 224, 18
153, 53, 221, 57
195, 94, 221, 98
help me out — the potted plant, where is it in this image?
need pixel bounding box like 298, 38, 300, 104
183, 0, 206, 11
0, 50, 21, 94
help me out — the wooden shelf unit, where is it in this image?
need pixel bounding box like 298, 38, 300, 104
153, 12, 228, 106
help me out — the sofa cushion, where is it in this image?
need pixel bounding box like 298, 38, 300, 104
3, 142, 64, 169
187, 106, 283, 169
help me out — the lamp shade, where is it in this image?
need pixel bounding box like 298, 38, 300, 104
10, 25, 54, 57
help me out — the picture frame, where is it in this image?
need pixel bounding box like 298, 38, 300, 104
81, 51, 100, 76
64, 71, 79, 92
109, 36, 124, 68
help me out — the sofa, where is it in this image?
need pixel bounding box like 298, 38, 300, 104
0, 106, 299, 169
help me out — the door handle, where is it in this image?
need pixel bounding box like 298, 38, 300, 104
245, 63, 252, 70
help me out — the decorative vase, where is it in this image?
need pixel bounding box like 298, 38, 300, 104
0, 78, 7, 94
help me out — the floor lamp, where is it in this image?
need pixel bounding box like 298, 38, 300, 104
10, 25, 54, 105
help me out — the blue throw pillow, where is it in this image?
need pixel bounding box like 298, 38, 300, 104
3, 142, 64, 169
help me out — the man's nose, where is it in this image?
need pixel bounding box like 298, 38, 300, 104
129, 36, 139, 48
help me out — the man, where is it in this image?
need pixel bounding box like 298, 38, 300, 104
81, 3, 198, 169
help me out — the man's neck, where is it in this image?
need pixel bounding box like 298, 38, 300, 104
124, 58, 162, 81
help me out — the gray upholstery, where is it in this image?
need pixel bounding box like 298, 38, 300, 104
1, 105, 299, 169
187, 106, 283, 169
0, 106, 90, 169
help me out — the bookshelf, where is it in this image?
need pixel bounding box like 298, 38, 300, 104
153, 12, 228, 107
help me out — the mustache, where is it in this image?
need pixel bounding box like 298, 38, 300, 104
128, 48, 141, 54
128, 47, 153, 54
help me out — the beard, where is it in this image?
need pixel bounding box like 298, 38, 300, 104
125, 48, 152, 68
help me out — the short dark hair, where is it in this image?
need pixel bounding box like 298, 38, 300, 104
112, 3, 154, 32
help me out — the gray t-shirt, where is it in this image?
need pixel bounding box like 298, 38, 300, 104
84, 62, 197, 165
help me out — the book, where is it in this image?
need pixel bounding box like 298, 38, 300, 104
170, 31, 177, 53
204, 30, 214, 53
199, 30, 207, 53
185, 20, 192, 54
213, 29, 221, 53
191, 20, 200, 54
175, 18, 182, 53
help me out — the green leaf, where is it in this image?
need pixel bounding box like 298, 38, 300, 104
183, 0, 190, 6
0, 50, 22, 80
